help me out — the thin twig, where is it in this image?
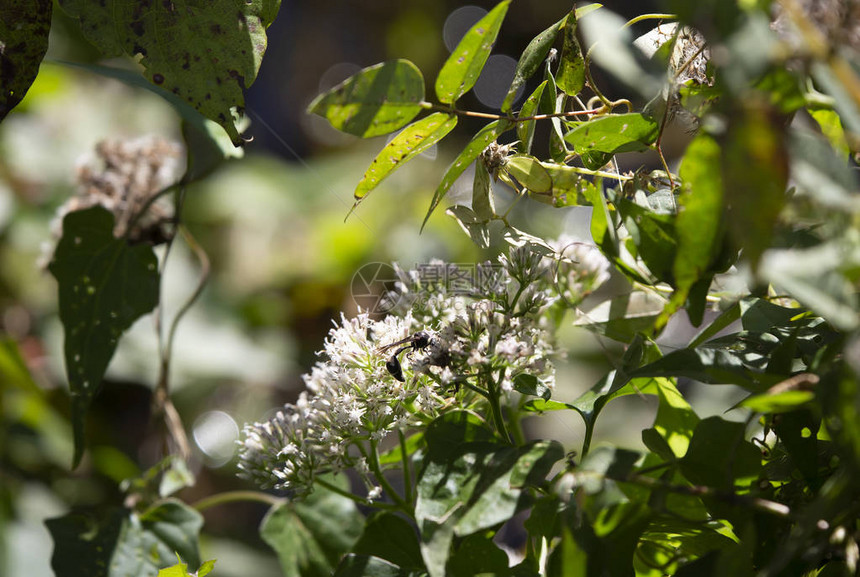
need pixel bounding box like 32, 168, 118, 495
192, 490, 284, 512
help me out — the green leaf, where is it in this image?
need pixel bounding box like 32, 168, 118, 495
308, 59, 425, 138
788, 128, 860, 210
379, 432, 424, 466
351, 512, 424, 571
59, 0, 281, 145
740, 390, 815, 414
808, 108, 850, 159
556, 9, 585, 96
516, 80, 547, 153
46, 501, 204, 577
423, 119, 513, 228
435, 1, 511, 104
758, 240, 860, 332
48, 207, 160, 468
721, 101, 788, 271
666, 132, 725, 330
447, 534, 510, 577
423, 410, 495, 461
502, 16, 565, 112
353, 112, 457, 205
681, 417, 762, 491
0, 0, 52, 123
513, 373, 552, 400
417, 439, 564, 536
447, 205, 490, 249
471, 154, 495, 221
335, 555, 424, 577
504, 154, 552, 193
572, 291, 664, 342
261, 475, 364, 577
566, 113, 659, 154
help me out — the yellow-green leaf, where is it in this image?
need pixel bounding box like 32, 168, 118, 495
353, 113, 457, 205
435, 1, 510, 104
308, 59, 425, 138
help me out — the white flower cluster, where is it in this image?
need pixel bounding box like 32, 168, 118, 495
238, 241, 610, 496
237, 313, 447, 495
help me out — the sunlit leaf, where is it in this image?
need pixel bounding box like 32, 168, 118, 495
504, 154, 552, 193
309, 59, 425, 138
0, 0, 52, 123
565, 113, 659, 154
435, 1, 510, 104
502, 16, 565, 112
516, 80, 547, 153
556, 8, 585, 96
422, 119, 513, 228
59, 0, 281, 145
48, 207, 160, 467
353, 113, 457, 207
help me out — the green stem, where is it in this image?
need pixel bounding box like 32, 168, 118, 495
581, 415, 595, 457
315, 477, 399, 511
622, 13, 678, 28
421, 102, 603, 122
398, 429, 414, 505
368, 439, 412, 512
486, 371, 512, 444
191, 490, 283, 512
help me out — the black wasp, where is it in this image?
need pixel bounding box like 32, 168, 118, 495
378, 331, 448, 382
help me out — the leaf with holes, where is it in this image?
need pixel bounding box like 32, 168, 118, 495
0, 0, 53, 123
502, 15, 565, 112
565, 113, 659, 154
59, 0, 281, 145
309, 59, 426, 138
556, 8, 586, 96
48, 207, 160, 467
353, 113, 457, 206
435, 1, 510, 104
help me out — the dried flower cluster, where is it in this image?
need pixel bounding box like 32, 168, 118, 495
42, 135, 183, 265
237, 241, 612, 497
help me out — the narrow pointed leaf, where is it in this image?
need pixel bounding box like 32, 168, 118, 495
435, 1, 510, 104
447, 205, 490, 249
59, 0, 281, 145
353, 113, 456, 206
516, 80, 547, 153
48, 207, 160, 467
471, 157, 495, 221
309, 59, 425, 138
502, 15, 566, 112
556, 9, 586, 96
422, 119, 513, 229
565, 113, 659, 153
0, 0, 52, 123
